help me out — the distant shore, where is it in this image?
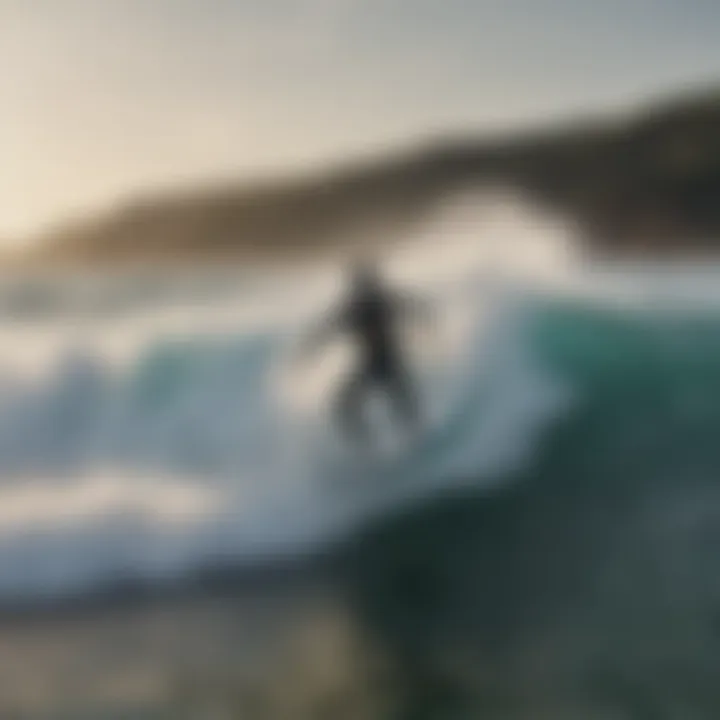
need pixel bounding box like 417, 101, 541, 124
11, 85, 719, 270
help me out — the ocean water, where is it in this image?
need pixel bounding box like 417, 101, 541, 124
0, 193, 717, 604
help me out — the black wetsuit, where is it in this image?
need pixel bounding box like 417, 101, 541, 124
335, 284, 418, 442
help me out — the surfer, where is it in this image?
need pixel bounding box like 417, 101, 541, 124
300, 262, 430, 445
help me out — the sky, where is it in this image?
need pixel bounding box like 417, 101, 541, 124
0, 0, 718, 242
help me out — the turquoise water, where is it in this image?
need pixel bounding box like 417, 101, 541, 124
340, 300, 720, 718
533, 302, 720, 488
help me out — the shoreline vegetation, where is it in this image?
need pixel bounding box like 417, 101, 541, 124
12, 84, 720, 269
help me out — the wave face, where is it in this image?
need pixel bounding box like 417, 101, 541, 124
0, 193, 716, 602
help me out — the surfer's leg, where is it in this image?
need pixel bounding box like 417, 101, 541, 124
388, 368, 420, 434
335, 373, 369, 444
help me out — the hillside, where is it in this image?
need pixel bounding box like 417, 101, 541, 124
27, 86, 720, 265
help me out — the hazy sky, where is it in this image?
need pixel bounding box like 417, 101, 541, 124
1, 0, 718, 240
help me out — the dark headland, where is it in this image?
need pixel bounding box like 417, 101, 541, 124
18, 84, 720, 267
